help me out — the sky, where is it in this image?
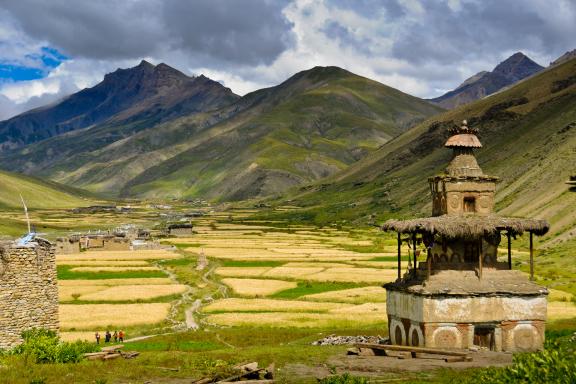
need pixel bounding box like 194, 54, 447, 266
0, 0, 575, 120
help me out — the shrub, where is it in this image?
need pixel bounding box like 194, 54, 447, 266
10, 328, 99, 364
319, 373, 369, 384
464, 340, 576, 384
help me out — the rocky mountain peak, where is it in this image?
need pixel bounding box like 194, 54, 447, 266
550, 49, 576, 67
493, 52, 544, 82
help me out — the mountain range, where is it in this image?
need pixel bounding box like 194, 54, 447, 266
430, 52, 544, 109
0, 50, 573, 221
0, 63, 442, 200
283, 56, 576, 245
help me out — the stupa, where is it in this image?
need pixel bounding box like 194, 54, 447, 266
382, 120, 549, 352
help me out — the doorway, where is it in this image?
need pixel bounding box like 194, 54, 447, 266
474, 325, 496, 350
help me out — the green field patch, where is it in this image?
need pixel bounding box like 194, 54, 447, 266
59, 293, 183, 305
57, 265, 167, 280
126, 340, 223, 352
368, 256, 408, 262
220, 260, 284, 267
271, 281, 363, 299
158, 257, 196, 267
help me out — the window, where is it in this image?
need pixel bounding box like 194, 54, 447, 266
463, 197, 476, 213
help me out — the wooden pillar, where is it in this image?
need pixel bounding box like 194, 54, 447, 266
412, 232, 417, 270
529, 231, 534, 281
478, 237, 483, 280
397, 232, 401, 280
507, 231, 512, 270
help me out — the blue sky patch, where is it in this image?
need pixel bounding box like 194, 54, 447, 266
0, 46, 68, 82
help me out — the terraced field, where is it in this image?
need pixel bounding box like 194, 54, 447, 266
56, 249, 188, 341
164, 216, 576, 330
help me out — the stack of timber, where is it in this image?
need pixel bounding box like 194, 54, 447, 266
84, 345, 140, 361
192, 361, 275, 383
348, 343, 473, 363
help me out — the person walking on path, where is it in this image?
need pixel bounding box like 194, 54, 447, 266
118, 330, 125, 342
95, 332, 101, 344
113, 331, 118, 343
105, 330, 111, 343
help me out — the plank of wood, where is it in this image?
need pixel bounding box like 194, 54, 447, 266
217, 381, 274, 384
101, 344, 124, 352
83, 352, 107, 357
103, 353, 122, 360
355, 343, 470, 357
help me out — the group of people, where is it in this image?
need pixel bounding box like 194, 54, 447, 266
94, 330, 125, 344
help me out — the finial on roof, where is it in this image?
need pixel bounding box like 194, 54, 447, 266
445, 118, 482, 148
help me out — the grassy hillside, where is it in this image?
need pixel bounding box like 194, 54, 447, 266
0, 170, 94, 210
119, 67, 443, 200
274, 58, 576, 245
1, 66, 442, 201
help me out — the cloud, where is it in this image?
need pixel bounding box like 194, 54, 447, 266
162, 0, 294, 66
0, 0, 575, 121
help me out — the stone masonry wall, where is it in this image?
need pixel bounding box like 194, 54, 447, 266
0, 238, 59, 349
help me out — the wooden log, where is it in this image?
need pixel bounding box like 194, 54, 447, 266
217, 368, 266, 383
234, 361, 258, 372
265, 363, 275, 379
83, 352, 107, 357
355, 343, 471, 357
191, 378, 213, 384
101, 344, 124, 352
85, 354, 107, 361
218, 381, 274, 384
103, 353, 121, 360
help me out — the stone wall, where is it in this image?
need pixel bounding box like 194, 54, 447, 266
0, 239, 59, 349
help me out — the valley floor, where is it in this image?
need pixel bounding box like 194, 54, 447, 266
1, 206, 575, 383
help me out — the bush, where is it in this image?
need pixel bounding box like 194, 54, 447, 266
464, 340, 576, 384
10, 328, 99, 364
319, 373, 369, 384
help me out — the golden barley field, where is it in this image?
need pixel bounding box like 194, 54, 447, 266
302, 286, 387, 304
204, 311, 387, 328
57, 249, 179, 261
58, 278, 174, 286
221, 278, 297, 296
66, 284, 187, 301
202, 298, 346, 312
59, 303, 171, 329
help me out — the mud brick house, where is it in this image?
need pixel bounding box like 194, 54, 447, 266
382, 120, 549, 352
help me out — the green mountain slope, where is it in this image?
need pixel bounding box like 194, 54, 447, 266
0, 170, 93, 210
282, 58, 576, 243
119, 67, 443, 200
2, 66, 443, 200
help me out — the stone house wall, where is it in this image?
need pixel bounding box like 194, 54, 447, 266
168, 227, 193, 237
0, 239, 59, 349
387, 290, 546, 352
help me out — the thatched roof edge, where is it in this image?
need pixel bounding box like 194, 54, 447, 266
381, 215, 549, 238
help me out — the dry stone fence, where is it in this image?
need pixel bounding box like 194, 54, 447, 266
0, 238, 59, 349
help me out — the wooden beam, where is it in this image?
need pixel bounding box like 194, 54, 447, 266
355, 343, 471, 357
412, 232, 417, 270
507, 231, 512, 270
397, 232, 401, 279
530, 231, 534, 281
478, 237, 483, 280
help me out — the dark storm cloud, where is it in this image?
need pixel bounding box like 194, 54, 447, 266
390, 0, 576, 64
162, 0, 294, 65
2, 0, 294, 66
321, 20, 373, 55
